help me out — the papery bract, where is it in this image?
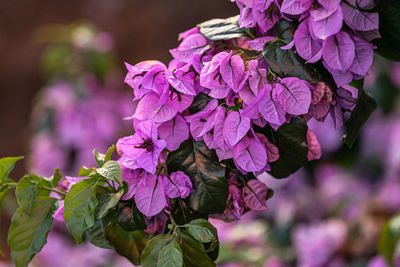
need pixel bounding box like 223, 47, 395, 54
310, 6, 343, 40
322, 31, 355, 71
341, 0, 379, 31
223, 110, 251, 147
273, 78, 312, 116
158, 115, 189, 151
220, 53, 248, 92
163, 171, 193, 199
244, 179, 269, 211
135, 173, 167, 217
233, 137, 267, 172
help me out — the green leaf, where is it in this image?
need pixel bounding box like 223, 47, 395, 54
0, 185, 12, 256
64, 178, 98, 243
379, 213, 400, 266
95, 186, 124, 219
93, 149, 106, 167
15, 175, 51, 214
179, 231, 216, 267
263, 119, 308, 178
106, 224, 151, 265
373, 0, 400, 61
8, 197, 57, 267
169, 199, 206, 226
262, 21, 334, 85
344, 80, 377, 148
96, 160, 123, 186
49, 168, 63, 187
141, 234, 171, 267
86, 217, 114, 249
167, 140, 228, 215
198, 15, 250, 41
117, 200, 147, 232
373, 72, 399, 114
79, 166, 94, 176
15, 175, 39, 215
93, 145, 116, 167
188, 94, 212, 114
183, 219, 218, 252
158, 238, 183, 267
0, 156, 23, 183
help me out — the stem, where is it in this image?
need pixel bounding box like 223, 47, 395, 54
38, 185, 66, 197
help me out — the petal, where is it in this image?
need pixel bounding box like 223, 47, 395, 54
307, 130, 322, 161
322, 31, 355, 71
163, 171, 193, 199
220, 54, 248, 92
310, 6, 343, 40
341, 1, 379, 31
273, 78, 312, 115
294, 19, 323, 62
348, 36, 374, 76
223, 110, 251, 147
233, 137, 267, 172
135, 174, 167, 217
243, 179, 269, 211
158, 115, 189, 151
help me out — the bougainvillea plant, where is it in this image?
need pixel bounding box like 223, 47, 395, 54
1, 0, 400, 266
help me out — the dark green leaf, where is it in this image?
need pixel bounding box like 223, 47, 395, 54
167, 140, 228, 215
188, 93, 212, 114
169, 199, 206, 226
373, 0, 400, 61
158, 238, 183, 267
95, 186, 124, 219
0, 156, 23, 182
371, 72, 398, 114
96, 160, 123, 186
262, 21, 333, 85
344, 80, 377, 148
8, 197, 57, 267
264, 119, 308, 178
117, 201, 147, 232
86, 217, 114, 249
198, 15, 250, 41
64, 178, 98, 243
183, 219, 218, 252
141, 234, 171, 267
378, 213, 400, 266
179, 231, 216, 267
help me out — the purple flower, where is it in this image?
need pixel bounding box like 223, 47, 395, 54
341, 0, 379, 31
273, 77, 312, 116
223, 110, 251, 147
294, 19, 323, 63
158, 114, 189, 151
124, 61, 168, 99
307, 130, 322, 161
248, 59, 268, 96
233, 136, 267, 173
200, 52, 231, 91
281, 0, 312, 15
257, 84, 287, 127
220, 53, 248, 92
166, 69, 197, 96
243, 179, 269, 211
163, 171, 193, 199
310, 5, 343, 40
117, 121, 166, 174
135, 172, 167, 217
256, 133, 279, 162
169, 32, 209, 63
132, 92, 177, 123
348, 35, 374, 76
322, 31, 355, 71
120, 165, 140, 200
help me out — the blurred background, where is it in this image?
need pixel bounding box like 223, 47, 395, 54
1, 1, 400, 266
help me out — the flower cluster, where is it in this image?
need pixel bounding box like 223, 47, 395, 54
234, 0, 379, 87
115, 0, 375, 223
